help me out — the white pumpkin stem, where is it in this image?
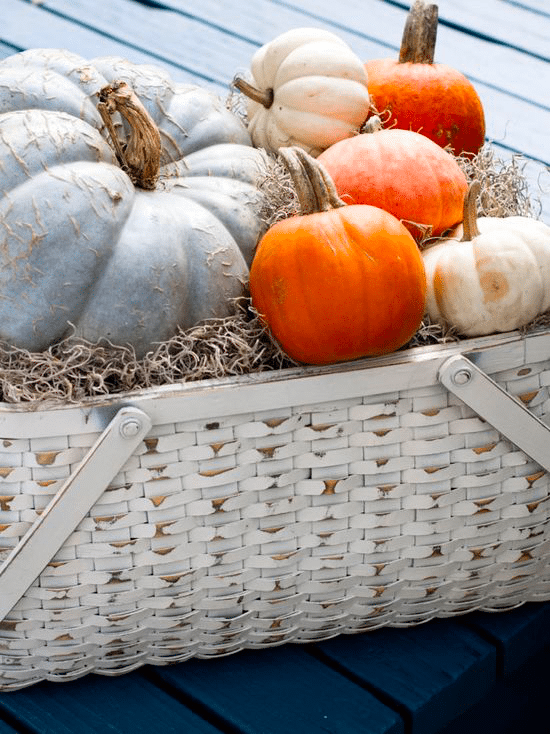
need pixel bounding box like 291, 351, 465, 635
232, 76, 274, 109
278, 147, 346, 214
461, 181, 482, 241
97, 81, 161, 190
399, 0, 439, 64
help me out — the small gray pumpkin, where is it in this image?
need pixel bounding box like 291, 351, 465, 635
0, 49, 270, 357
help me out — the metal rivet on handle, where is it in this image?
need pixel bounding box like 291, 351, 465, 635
452, 368, 473, 386
119, 418, 142, 438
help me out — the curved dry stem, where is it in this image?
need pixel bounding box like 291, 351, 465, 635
461, 180, 482, 241
232, 76, 274, 108
278, 146, 346, 214
97, 81, 161, 190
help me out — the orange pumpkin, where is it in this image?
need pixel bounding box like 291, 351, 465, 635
249, 148, 426, 365
317, 120, 468, 239
364, 1, 485, 157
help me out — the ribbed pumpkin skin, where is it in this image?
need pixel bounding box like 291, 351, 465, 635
365, 58, 486, 157
249, 205, 427, 365
0, 49, 268, 357
317, 129, 468, 238
423, 216, 550, 336
240, 27, 370, 157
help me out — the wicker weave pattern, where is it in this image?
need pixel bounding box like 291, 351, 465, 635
1, 355, 550, 689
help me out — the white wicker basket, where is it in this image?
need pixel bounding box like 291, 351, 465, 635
2, 328, 550, 690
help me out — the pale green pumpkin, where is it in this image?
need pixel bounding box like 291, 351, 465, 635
0, 49, 270, 357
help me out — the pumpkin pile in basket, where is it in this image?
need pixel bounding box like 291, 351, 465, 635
237, 7, 549, 366
1, 0, 549, 402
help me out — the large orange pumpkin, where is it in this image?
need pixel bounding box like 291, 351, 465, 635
249, 148, 426, 365
364, 0, 485, 157
317, 120, 468, 239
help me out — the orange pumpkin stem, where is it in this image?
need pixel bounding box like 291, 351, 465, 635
278, 146, 346, 214
97, 81, 161, 190
232, 76, 274, 109
399, 0, 439, 64
461, 181, 482, 241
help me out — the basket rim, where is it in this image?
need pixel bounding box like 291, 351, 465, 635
1, 327, 548, 438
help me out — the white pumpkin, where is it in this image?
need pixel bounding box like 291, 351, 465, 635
423, 182, 550, 336
233, 27, 370, 157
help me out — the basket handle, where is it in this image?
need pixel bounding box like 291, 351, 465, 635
0, 406, 152, 623
439, 354, 550, 473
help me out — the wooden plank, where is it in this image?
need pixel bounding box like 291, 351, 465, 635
418, 0, 550, 60
0, 672, 220, 734
0, 0, 224, 92
463, 600, 550, 675
516, 0, 550, 13
0, 43, 20, 62
0, 718, 17, 734
311, 621, 496, 733
146, 645, 404, 733
150, 0, 397, 51
441, 641, 550, 733
475, 86, 550, 165
7, 0, 254, 92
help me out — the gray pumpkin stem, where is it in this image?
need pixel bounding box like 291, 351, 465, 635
461, 181, 482, 241
278, 146, 346, 214
232, 76, 274, 108
399, 0, 439, 64
97, 81, 161, 190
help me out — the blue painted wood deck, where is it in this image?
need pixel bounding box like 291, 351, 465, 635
1, 1, 550, 732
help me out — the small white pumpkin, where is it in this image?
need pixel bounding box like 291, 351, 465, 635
233, 27, 370, 157
423, 181, 550, 336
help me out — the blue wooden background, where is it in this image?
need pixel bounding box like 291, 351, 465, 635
1, 0, 550, 732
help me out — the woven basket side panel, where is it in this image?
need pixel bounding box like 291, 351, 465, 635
1, 359, 550, 689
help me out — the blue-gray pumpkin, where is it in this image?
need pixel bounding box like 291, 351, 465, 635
0, 49, 270, 357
